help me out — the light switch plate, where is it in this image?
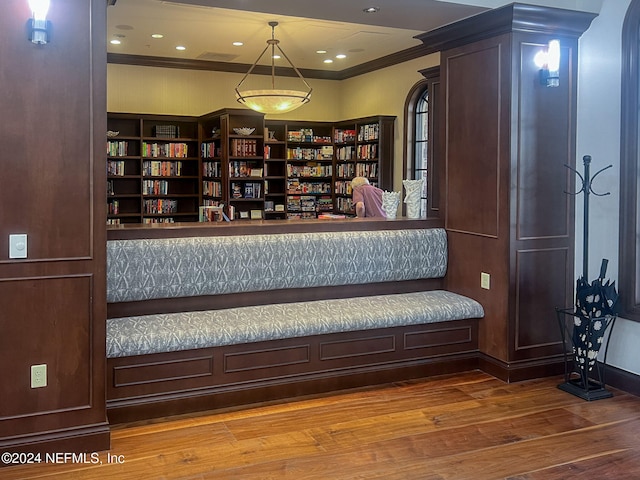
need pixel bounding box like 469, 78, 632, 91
481, 272, 491, 290
9, 234, 27, 259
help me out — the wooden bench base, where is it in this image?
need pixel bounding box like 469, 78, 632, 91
107, 319, 479, 423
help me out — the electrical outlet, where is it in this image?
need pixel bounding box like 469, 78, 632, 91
481, 272, 491, 290
31, 364, 47, 388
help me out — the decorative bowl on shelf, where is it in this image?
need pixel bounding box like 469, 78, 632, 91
233, 127, 255, 136
106, 130, 120, 137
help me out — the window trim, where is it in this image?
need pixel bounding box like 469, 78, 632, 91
403, 66, 440, 218
620, 0, 640, 321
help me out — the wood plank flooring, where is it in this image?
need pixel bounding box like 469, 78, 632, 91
3, 370, 640, 479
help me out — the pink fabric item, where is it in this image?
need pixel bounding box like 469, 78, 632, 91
352, 184, 386, 218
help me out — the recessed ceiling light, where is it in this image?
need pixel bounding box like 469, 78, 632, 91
336, 54, 346, 59
151, 33, 163, 39
363, 6, 380, 13
110, 39, 122, 45
324, 59, 334, 64
232, 41, 243, 46
316, 50, 327, 54
176, 45, 186, 51
272, 54, 281, 59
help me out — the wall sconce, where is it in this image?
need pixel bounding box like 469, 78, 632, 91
28, 0, 51, 45
534, 39, 560, 87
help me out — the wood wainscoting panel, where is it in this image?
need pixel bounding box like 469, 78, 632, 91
516, 41, 574, 241
0, 275, 93, 425
514, 248, 570, 359
444, 39, 504, 238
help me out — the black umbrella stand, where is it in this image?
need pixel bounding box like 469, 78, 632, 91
556, 155, 618, 401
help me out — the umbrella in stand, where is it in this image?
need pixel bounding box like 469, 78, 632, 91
573, 258, 618, 375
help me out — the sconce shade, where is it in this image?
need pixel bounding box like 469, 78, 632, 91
535, 39, 560, 87
235, 22, 312, 115
28, 0, 51, 44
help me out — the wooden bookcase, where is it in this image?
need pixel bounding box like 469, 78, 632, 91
266, 116, 395, 219
108, 112, 394, 223
107, 113, 200, 224
199, 109, 266, 220
333, 116, 395, 215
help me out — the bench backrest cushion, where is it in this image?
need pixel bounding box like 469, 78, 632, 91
107, 228, 448, 303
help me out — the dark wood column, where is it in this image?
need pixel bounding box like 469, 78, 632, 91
0, 0, 109, 453
416, 4, 596, 381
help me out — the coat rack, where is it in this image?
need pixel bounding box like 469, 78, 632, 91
556, 155, 617, 401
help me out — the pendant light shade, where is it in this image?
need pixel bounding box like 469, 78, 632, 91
235, 22, 312, 114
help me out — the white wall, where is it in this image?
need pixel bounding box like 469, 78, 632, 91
576, 0, 640, 374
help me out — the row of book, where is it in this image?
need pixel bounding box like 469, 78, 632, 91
334, 129, 356, 143
287, 146, 334, 160
230, 139, 259, 157
336, 146, 355, 160
336, 197, 354, 213
286, 164, 333, 178
143, 179, 169, 195
287, 129, 332, 144
144, 199, 178, 214
335, 163, 355, 178
201, 141, 221, 159
334, 180, 353, 195
357, 144, 378, 159
231, 182, 262, 199
108, 200, 120, 215
107, 160, 127, 176
142, 142, 190, 158
143, 160, 183, 177
287, 180, 332, 195
143, 217, 175, 224
230, 161, 262, 178
358, 123, 380, 142
107, 140, 130, 157
355, 162, 378, 178
203, 180, 222, 197
203, 160, 222, 177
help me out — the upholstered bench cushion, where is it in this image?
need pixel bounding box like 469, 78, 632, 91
106, 228, 448, 303
106, 290, 484, 358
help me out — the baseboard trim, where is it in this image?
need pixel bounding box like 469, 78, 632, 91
600, 362, 640, 397
0, 422, 110, 459
478, 353, 565, 383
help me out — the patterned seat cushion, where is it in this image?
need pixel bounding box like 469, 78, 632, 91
107, 290, 484, 358
107, 229, 448, 303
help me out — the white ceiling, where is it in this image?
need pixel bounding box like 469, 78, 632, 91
106, 0, 603, 72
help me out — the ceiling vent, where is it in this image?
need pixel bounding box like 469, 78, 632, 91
196, 52, 240, 62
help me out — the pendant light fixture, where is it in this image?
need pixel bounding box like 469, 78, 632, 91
235, 22, 312, 114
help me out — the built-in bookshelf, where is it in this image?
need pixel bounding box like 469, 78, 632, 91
333, 117, 394, 215
263, 122, 287, 219
107, 114, 200, 224
107, 112, 394, 224
199, 109, 266, 220
282, 122, 334, 219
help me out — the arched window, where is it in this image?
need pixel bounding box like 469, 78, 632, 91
620, 0, 640, 321
404, 67, 440, 218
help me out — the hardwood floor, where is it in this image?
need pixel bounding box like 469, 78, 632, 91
3, 370, 640, 479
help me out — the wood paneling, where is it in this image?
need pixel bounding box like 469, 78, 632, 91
428, 5, 594, 379
0, 0, 108, 454
445, 41, 502, 238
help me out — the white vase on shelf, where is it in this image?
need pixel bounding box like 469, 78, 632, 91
381, 191, 400, 219
403, 179, 424, 219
